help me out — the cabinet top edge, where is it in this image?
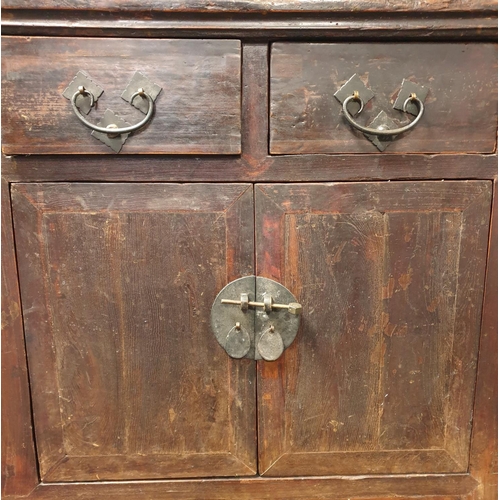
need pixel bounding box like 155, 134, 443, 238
1, 0, 498, 14
2, 12, 497, 41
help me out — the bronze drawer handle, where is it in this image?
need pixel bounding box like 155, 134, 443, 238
334, 75, 429, 151
342, 92, 424, 137
71, 86, 155, 136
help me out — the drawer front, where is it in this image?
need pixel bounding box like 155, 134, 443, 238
2, 37, 241, 154
270, 43, 497, 154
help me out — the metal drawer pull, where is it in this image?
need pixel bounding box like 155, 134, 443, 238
71, 86, 155, 135
342, 92, 424, 137
62, 70, 162, 152
334, 74, 429, 151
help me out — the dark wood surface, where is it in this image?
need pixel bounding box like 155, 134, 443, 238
11, 183, 256, 482
470, 180, 498, 500
2, 154, 497, 183
25, 474, 480, 499
1, 29, 497, 500
1, 178, 39, 497
2, 13, 497, 41
2, 0, 496, 13
2, 37, 241, 155
270, 43, 497, 154
256, 181, 492, 476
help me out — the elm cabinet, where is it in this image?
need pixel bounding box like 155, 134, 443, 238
2, 3, 497, 499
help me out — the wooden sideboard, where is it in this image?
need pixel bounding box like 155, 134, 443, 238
2, 2, 497, 499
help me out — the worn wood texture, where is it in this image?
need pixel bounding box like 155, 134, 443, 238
2, 12, 497, 40
1, 30, 497, 500
256, 181, 492, 476
2, 37, 241, 155
2, 154, 497, 184
470, 179, 498, 500
270, 43, 497, 154
1, 178, 39, 497
24, 474, 479, 499
241, 44, 269, 164
1, 0, 497, 12
11, 183, 256, 482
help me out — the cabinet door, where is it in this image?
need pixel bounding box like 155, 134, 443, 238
12, 183, 256, 482
256, 181, 491, 476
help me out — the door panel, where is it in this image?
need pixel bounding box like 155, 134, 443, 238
256, 181, 491, 476
12, 183, 255, 481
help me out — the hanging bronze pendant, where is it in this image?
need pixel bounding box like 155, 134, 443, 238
224, 323, 251, 359
257, 326, 285, 362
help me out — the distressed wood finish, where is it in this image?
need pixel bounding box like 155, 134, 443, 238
1, 178, 39, 497
270, 43, 497, 154
2, 154, 497, 184
11, 183, 256, 482
2, 37, 241, 155
2, 14, 497, 41
1, 0, 496, 13
256, 181, 492, 476
470, 180, 498, 500
22, 474, 480, 499
1, 13, 497, 500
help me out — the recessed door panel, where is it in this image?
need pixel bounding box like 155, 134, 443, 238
256, 181, 491, 476
12, 182, 255, 481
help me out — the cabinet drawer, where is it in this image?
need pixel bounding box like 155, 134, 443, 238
2, 37, 241, 154
270, 43, 497, 154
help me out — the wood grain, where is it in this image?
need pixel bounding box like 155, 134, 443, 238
11, 183, 256, 481
270, 43, 497, 154
1, 23, 497, 500
1, 178, 39, 497
241, 44, 268, 163
2, 37, 241, 154
2, 13, 496, 41
2, 154, 497, 184
470, 179, 498, 500
26, 474, 480, 500
256, 181, 492, 476
2, 0, 497, 13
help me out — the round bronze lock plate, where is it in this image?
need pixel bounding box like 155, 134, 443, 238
210, 276, 302, 361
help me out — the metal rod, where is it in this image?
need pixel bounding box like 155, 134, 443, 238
221, 299, 291, 310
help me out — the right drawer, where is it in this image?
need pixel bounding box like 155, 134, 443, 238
270, 43, 497, 154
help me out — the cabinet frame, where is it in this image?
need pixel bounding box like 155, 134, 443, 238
2, 39, 497, 500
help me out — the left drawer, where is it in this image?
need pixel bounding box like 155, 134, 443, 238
2, 37, 242, 154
